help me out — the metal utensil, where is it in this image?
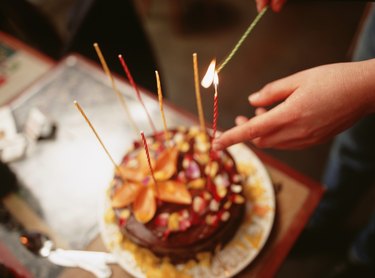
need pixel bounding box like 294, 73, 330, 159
19, 231, 116, 278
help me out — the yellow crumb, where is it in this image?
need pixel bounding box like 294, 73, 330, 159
168, 212, 180, 231
183, 260, 197, 271
231, 239, 248, 251
196, 252, 212, 268
188, 178, 206, 189
243, 183, 265, 202
104, 208, 115, 224
253, 204, 272, 217
244, 231, 263, 249
237, 162, 255, 176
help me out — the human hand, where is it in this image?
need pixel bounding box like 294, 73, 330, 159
213, 59, 375, 150
255, 0, 287, 12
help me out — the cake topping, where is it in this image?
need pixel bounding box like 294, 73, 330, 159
112, 145, 192, 223
109, 128, 247, 265
231, 184, 242, 193
119, 209, 131, 219
111, 181, 142, 208
214, 173, 230, 188
158, 181, 192, 205
205, 214, 219, 226
168, 212, 180, 231
177, 171, 187, 183
153, 147, 179, 180
187, 178, 205, 189
209, 199, 220, 212
155, 212, 169, 227
193, 196, 206, 214
188, 126, 200, 137
185, 160, 201, 179
232, 174, 242, 183
233, 195, 245, 204
178, 142, 190, 152
179, 218, 192, 231
205, 161, 219, 177
133, 186, 156, 223
215, 184, 228, 199
165, 211, 192, 232
203, 191, 212, 201
223, 200, 232, 210
194, 152, 210, 165
173, 132, 184, 143
221, 211, 230, 222
195, 141, 210, 153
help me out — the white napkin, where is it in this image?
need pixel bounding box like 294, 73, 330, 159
48, 249, 116, 278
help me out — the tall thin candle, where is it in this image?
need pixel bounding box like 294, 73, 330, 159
155, 70, 170, 143
193, 53, 206, 132
93, 43, 139, 133
212, 72, 219, 141
140, 131, 158, 187
118, 54, 157, 133
74, 100, 124, 179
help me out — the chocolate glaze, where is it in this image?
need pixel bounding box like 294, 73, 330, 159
111, 128, 246, 263
123, 203, 244, 263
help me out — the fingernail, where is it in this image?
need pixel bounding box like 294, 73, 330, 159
256, 2, 262, 13
235, 117, 242, 125
235, 116, 246, 126
249, 92, 260, 102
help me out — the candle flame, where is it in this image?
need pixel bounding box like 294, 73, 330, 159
213, 71, 219, 86
201, 59, 216, 88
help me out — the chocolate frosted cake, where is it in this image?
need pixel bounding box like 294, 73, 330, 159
109, 126, 246, 263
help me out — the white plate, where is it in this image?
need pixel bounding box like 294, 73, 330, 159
99, 142, 275, 277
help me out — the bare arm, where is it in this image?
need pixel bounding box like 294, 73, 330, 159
213, 59, 375, 150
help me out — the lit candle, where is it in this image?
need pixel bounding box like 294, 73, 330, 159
212, 71, 219, 141
201, 59, 216, 89
118, 54, 157, 133
200, 59, 219, 141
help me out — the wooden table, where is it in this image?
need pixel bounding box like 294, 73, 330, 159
0, 36, 323, 278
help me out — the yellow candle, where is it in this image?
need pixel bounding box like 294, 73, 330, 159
155, 70, 170, 144
193, 53, 206, 132
73, 100, 125, 179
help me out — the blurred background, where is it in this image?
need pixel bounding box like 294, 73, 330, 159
0, 0, 372, 277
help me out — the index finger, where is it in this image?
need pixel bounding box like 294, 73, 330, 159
213, 104, 288, 150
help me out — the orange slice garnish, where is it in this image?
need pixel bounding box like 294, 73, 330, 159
111, 182, 142, 208
158, 181, 192, 205
120, 150, 155, 182
133, 186, 156, 223
154, 147, 179, 181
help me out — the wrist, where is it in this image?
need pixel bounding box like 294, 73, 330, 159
354, 59, 375, 115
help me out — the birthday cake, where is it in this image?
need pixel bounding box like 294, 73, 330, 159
108, 126, 246, 264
